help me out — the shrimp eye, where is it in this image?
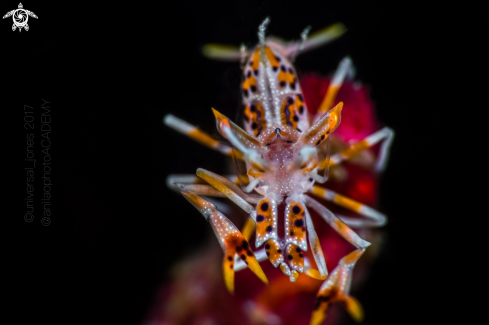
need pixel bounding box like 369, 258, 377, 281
286, 140, 293, 143
265, 143, 271, 147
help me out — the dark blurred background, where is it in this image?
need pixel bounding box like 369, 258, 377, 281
6, 0, 446, 324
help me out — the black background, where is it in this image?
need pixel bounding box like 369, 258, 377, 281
6, 0, 451, 324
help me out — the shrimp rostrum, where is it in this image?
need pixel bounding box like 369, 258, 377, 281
164, 18, 394, 324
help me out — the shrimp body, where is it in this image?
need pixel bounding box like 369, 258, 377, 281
164, 19, 394, 325
242, 44, 311, 137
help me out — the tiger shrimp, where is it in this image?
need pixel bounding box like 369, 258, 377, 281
164, 18, 394, 324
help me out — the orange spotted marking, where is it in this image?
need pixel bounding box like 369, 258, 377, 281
244, 102, 267, 136
222, 232, 268, 293
249, 49, 260, 73
263, 46, 297, 89
242, 70, 258, 97
285, 201, 307, 250
300, 102, 343, 147
280, 95, 307, 129
264, 238, 283, 267
286, 243, 304, 273
255, 198, 277, 247
264, 46, 281, 69
310, 287, 340, 325
311, 286, 364, 324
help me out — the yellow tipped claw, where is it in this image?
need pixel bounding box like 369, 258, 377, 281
343, 296, 364, 322
246, 254, 269, 285
223, 256, 235, 294
305, 267, 328, 280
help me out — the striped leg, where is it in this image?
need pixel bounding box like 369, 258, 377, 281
310, 126, 394, 183
166, 174, 250, 215
304, 195, 370, 324
309, 186, 387, 228
310, 57, 394, 174
196, 168, 262, 214
314, 57, 352, 121
329, 126, 395, 173
166, 174, 207, 192
166, 174, 250, 192
163, 114, 243, 160
167, 174, 258, 202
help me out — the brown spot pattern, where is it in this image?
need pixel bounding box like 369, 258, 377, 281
286, 201, 307, 249
286, 243, 304, 272
243, 102, 267, 137
264, 238, 282, 267
255, 198, 276, 245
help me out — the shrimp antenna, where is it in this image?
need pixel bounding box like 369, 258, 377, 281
291, 25, 312, 62
258, 17, 270, 63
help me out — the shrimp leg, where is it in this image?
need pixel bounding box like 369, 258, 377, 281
304, 195, 370, 324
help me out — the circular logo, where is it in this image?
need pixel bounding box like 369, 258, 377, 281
13, 9, 27, 27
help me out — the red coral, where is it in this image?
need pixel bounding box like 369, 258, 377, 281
301, 74, 380, 142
